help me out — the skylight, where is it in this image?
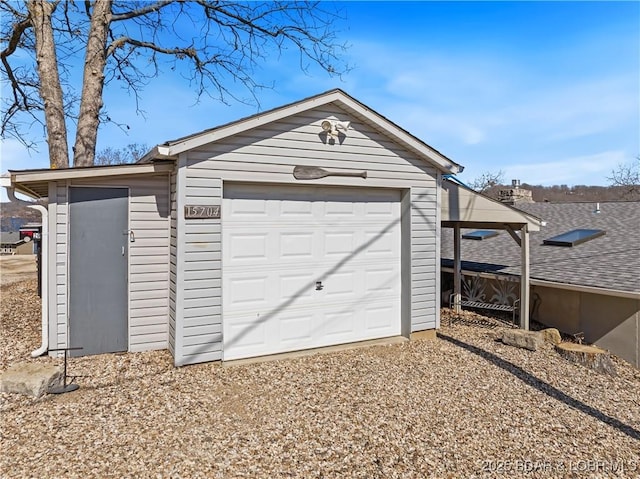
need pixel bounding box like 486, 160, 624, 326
462, 230, 499, 240
543, 229, 605, 247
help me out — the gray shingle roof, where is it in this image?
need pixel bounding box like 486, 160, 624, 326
441, 201, 640, 293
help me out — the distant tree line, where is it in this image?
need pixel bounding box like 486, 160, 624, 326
471, 157, 640, 202
94, 143, 148, 165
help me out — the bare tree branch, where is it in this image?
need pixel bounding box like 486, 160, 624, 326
607, 156, 640, 200
111, 1, 173, 22
2, 0, 349, 168
471, 170, 505, 193
95, 142, 148, 165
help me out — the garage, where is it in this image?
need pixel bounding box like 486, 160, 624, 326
3, 89, 467, 367
222, 183, 401, 360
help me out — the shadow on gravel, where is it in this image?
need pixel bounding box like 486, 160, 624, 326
438, 332, 640, 441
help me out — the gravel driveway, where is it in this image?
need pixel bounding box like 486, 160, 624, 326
1, 278, 639, 478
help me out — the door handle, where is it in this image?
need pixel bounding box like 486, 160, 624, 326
315, 281, 323, 291
122, 246, 125, 256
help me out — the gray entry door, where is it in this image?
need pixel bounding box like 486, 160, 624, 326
69, 187, 128, 356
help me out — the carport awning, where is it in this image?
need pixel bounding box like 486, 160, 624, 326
441, 178, 541, 231
440, 178, 543, 331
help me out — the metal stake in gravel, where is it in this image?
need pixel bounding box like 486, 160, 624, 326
47, 347, 83, 394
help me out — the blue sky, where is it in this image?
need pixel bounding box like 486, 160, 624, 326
1, 1, 639, 197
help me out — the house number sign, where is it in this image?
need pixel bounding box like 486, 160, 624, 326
184, 205, 221, 219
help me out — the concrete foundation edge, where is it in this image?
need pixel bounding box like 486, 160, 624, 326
410, 329, 437, 340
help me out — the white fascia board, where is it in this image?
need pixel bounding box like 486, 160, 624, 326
334, 96, 462, 175
137, 145, 176, 163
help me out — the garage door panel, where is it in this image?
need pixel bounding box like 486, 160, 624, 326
228, 197, 268, 217
365, 267, 399, 293
364, 230, 398, 256
365, 201, 396, 216
227, 275, 269, 308
228, 233, 268, 261
324, 311, 358, 338
279, 272, 316, 302
225, 316, 268, 357
278, 312, 315, 344
322, 269, 358, 299
365, 303, 396, 333
223, 184, 401, 360
280, 199, 314, 216
325, 201, 357, 216
280, 232, 315, 259
324, 231, 356, 256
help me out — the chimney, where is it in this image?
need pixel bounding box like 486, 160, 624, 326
498, 179, 533, 205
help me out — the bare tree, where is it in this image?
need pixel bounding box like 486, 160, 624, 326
95, 143, 148, 165
607, 156, 640, 199
1, 1, 349, 168
470, 170, 505, 193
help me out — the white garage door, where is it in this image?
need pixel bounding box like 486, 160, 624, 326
222, 184, 401, 360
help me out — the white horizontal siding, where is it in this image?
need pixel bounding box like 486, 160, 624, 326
171, 157, 222, 366
169, 168, 178, 356
188, 104, 436, 182
410, 186, 439, 331
48, 182, 68, 355
126, 175, 170, 352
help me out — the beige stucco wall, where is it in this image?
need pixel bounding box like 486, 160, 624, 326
527, 285, 639, 368
532, 285, 581, 334
531, 285, 639, 367
578, 293, 639, 368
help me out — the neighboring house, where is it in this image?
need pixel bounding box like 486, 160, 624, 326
441, 198, 640, 367
0, 232, 34, 255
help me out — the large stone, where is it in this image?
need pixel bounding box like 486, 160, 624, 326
555, 342, 616, 375
0, 362, 63, 398
539, 328, 562, 345
501, 330, 542, 351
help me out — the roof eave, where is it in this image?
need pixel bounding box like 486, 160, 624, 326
5, 161, 174, 198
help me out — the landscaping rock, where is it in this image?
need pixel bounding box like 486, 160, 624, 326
0, 362, 62, 398
539, 328, 562, 345
555, 342, 616, 375
501, 329, 542, 351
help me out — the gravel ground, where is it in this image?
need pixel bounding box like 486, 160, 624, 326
0, 255, 37, 287
1, 278, 639, 478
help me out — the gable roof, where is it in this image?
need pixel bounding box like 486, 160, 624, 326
141, 89, 463, 175
441, 201, 640, 295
